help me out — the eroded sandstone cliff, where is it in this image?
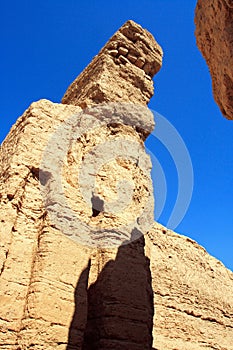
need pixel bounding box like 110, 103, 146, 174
147, 225, 233, 350
0, 20, 233, 350
195, 0, 233, 119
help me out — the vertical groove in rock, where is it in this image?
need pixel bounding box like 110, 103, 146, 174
0, 250, 8, 277
16, 209, 47, 346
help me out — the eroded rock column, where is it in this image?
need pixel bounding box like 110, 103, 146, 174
0, 20, 163, 350
62, 20, 163, 107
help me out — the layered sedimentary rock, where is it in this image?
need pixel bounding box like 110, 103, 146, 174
0, 20, 160, 350
1, 19, 233, 350
0, 99, 154, 350
195, 0, 233, 119
146, 225, 233, 350
0, 100, 90, 349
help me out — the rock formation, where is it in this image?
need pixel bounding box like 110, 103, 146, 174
147, 225, 233, 350
0, 20, 233, 350
195, 0, 233, 120
62, 20, 162, 107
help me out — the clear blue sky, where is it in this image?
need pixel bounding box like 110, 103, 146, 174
1, 0, 233, 271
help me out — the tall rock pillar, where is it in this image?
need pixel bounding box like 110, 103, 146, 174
0, 21, 163, 350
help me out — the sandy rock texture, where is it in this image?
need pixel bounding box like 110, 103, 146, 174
62, 20, 163, 107
1, 113, 233, 350
195, 0, 233, 119
0, 100, 91, 350
0, 19, 233, 350
146, 225, 233, 350
0, 99, 155, 350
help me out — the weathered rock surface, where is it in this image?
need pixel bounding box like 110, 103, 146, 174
0, 98, 154, 350
1, 121, 233, 350
1, 19, 233, 350
62, 20, 163, 107
195, 0, 233, 119
0, 100, 91, 349
146, 225, 233, 350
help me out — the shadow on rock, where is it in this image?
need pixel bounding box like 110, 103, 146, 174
67, 234, 154, 350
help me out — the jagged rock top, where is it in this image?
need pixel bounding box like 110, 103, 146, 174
62, 20, 163, 107
99, 20, 163, 77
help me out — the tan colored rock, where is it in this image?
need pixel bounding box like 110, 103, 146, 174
146, 224, 233, 350
0, 99, 155, 350
62, 20, 163, 107
0, 100, 92, 350
1, 20, 160, 349
195, 0, 233, 119
1, 19, 233, 350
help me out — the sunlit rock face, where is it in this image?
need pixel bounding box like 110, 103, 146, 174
1, 19, 233, 350
62, 20, 163, 108
0, 20, 160, 350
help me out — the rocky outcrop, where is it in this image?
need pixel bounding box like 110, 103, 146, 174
0, 19, 233, 350
195, 0, 233, 120
0, 100, 91, 349
0, 98, 154, 350
62, 20, 163, 107
146, 225, 233, 350
0, 20, 159, 350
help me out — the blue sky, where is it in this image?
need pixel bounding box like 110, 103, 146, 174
1, 0, 233, 271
